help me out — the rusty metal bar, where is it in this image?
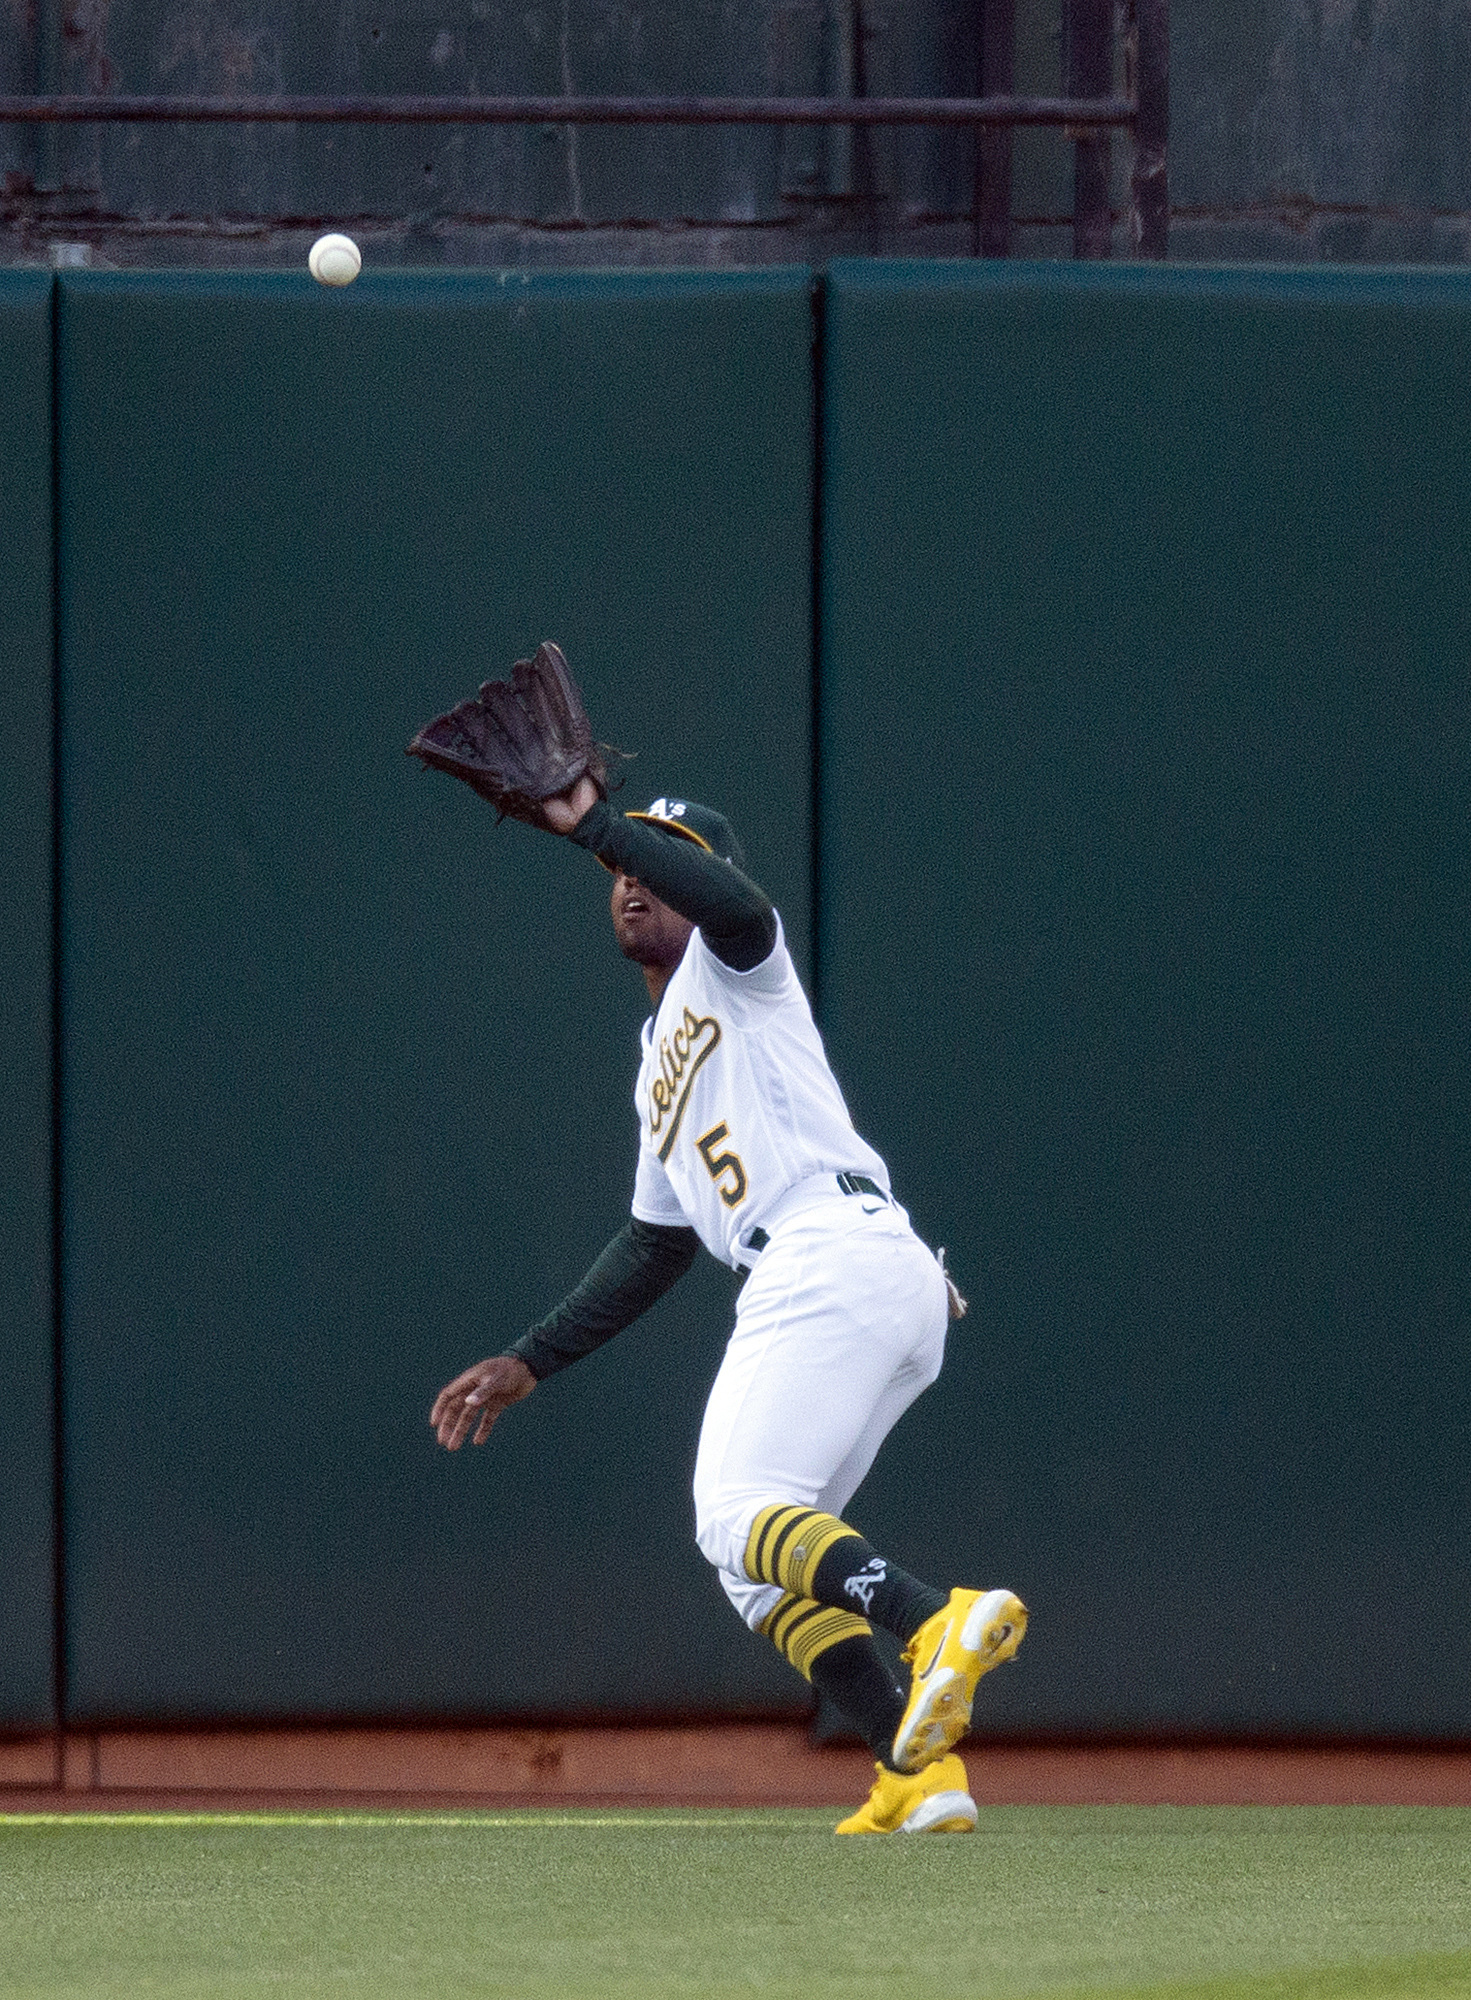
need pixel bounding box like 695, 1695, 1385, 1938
0, 92, 1133, 129
1128, 0, 1169, 256
1066, 0, 1113, 258
975, 0, 1016, 258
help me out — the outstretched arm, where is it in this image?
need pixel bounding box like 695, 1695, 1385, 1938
430, 1216, 700, 1448
510, 1216, 700, 1379
546, 780, 777, 972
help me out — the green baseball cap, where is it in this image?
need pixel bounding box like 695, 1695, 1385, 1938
625, 796, 745, 868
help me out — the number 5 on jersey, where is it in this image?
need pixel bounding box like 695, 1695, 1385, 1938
696, 1122, 748, 1208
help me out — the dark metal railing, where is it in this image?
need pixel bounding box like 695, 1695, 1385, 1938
0, 1, 1169, 259
0, 94, 1132, 127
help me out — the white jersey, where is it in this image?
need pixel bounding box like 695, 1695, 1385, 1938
629, 914, 891, 1267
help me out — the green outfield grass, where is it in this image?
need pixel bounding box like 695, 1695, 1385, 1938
2, 1807, 1468, 1999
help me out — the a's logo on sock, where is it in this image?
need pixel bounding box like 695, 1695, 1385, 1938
843, 1558, 888, 1612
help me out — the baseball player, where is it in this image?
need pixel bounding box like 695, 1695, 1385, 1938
426, 748, 1027, 1833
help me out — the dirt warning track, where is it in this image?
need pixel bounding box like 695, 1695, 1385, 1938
4, 1723, 1471, 1813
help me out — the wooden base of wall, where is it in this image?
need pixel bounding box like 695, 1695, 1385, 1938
4, 1725, 1471, 1811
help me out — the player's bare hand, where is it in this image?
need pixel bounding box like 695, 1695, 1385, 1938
541, 775, 600, 836
430, 1355, 536, 1450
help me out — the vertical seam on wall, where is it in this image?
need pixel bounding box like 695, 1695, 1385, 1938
808, 269, 826, 1025
49, 272, 67, 1755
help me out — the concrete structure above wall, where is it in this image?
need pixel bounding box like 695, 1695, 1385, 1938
0, 1, 1000, 268
3, 2, 1468, 269
1171, 0, 1471, 264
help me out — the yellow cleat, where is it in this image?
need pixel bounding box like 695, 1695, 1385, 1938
835, 1753, 977, 1834
891, 1587, 1027, 1774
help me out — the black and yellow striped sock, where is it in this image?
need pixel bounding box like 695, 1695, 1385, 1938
760, 1592, 872, 1682
759, 1593, 905, 1767
745, 1504, 947, 1643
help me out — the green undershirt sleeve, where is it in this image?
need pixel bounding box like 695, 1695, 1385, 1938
568, 797, 778, 972
505, 1217, 701, 1381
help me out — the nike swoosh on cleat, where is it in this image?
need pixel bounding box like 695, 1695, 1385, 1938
918, 1633, 947, 1678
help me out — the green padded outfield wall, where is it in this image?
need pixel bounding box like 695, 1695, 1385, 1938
0, 272, 55, 1730
58, 268, 813, 1721
820, 262, 1471, 1737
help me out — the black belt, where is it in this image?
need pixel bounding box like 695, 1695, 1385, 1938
737, 1173, 891, 1270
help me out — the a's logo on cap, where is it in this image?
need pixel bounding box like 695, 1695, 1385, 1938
646, 798, 688, 822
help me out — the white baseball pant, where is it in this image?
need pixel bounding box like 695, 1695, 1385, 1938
691, 1191, 949, 1631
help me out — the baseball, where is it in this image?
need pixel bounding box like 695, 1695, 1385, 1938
308, 233, 362, 287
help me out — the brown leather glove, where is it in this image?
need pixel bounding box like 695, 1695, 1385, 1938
407, 640, 608, 828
